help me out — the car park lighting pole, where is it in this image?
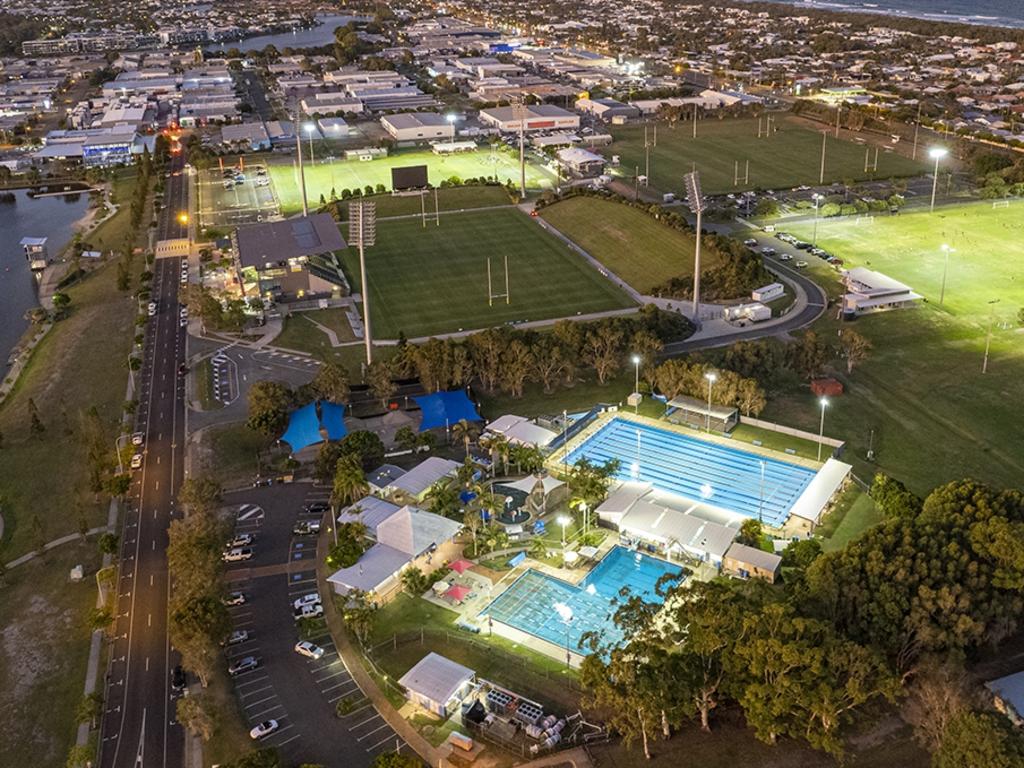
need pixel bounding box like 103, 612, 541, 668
704, 371, 717, 433
817, 397, 829, 462
929, 147, 948, 213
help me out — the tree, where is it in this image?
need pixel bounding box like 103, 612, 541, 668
370, 751, 422, 768
246, 380, 293, 436
788, 331, 828, 379
221, 749, 281, 768
934, 712, 1024, 768
451, 419, 480, 457
467, 328, 506, 393
177, 694, 215, 741
338, 430, 385, 471
394, 426, 418, 452
902, 657, 970, 752
52, 291, 72, 318
98, 532, 119, 555
66, 745, 94, 768
309, 362, 350, 403
27, 397, 44, 436
500, 339, 533, 398
463, 508, 483, 555
401, 566, 430, 595
839, 329, 872, 374
365, 360, 396, 409
314, 442, 345, 485
331, 454, 369, 508
77, 691, 104, 729
582, 322, 624, 384
178, 475, 223, 515
736, 378, 767, 417
737, 518, 763, 547
580, 645, 664, 759
424, 481, 460, 519
531, 336, 568, 394
342, 589, 375, 645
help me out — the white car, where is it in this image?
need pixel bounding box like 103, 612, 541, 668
794, 260, 809, 269
131, 432, 145, 446
223, 629, 250, 646
227, 533, 254, 548
294, 603, 324, 621
222, 547, 253, 563
147, 302, 157, 316
294, 641, 325, 660
130, 453, 143, 470
223, 591, 246, 606
250, 719, 279, 740
293, 593, 322, 611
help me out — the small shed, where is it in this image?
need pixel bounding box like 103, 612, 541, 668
723, 542, 783, 583
398, 652, 476, 718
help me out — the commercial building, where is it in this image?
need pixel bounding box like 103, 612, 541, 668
34, 127, 146, 167
575, 97, 640, 120
234, 214, 349, 301
381, 112, 455, 142
841, 267, 923, 315
478, 104, 579, 133
555, 147, 605, 178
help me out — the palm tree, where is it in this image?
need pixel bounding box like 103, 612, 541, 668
425, 481, 460, 519
331, 454, 368, 508
463, 508, 483, 556
451, 418, 480, 457
482, 433, 510, 477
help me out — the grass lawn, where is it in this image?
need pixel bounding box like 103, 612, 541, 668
269, 149, 555, 215
0, 541, 103, 768
728, 423, 828, 463
606, 116, 923, 195
275, 308, 357, 358
368, 595, 581, 713
192, 358, 220, 411
819, 490, 882, 552
203, 423, 274, 485
201, 666, 253, 767
332, 184, 514, 220
339, 208, 635, 339
0, 176, 144, 559
539, 196, 720, 294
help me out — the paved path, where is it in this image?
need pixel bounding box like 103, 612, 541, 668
3, 525, 113, 569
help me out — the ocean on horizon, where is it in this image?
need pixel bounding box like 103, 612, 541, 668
736, 0, 1024, 30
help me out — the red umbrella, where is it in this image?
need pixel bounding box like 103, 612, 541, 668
445, 584, 472, 602
449, 559, 474, 575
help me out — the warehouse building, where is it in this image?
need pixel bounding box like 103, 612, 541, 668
381, 112, 455, 142
478, 104, 579, 133
555, 146, 605, 178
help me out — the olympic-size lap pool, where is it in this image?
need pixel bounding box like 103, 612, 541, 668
482, 546, 683, 653
565, 417, 817, 526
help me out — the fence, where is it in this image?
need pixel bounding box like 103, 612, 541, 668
739, 415, 846, 451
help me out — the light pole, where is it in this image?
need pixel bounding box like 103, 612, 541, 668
704, 371, 717, 433
817, 397, 828, 462
929, 147, 948, 213
114, 433, 130, 475
127, 352, 136, 394
557, 514, 570, 546
554, 602, 574, 669
812, 193, 823, 246
982, 299, 1000, 374
939, 243, 954, 306
758, 460, 765, 524
304, 123, 317, 165
631, 354, 641, 412
294, 112, 308, 216
684, 171, 706, 325
819, 131, 827, 185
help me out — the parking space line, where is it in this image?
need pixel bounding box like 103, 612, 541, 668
327, 685, 360, 702
244, 695, 279, 709
248, 703, 284, 718
238, 682, 272, 696
273, 733, 302, 748
357, 722, 391, 741
353, 713, 382, 729
367, 734, 403, 752
314, 669, 348, 683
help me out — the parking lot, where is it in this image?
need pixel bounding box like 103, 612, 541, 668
196, 162, 281, 230
221, 483, 409, 767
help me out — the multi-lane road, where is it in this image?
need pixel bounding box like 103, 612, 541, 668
98, 152, 190, 768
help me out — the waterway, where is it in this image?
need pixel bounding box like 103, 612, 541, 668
0, 190, 90, 372
207, 14, 365, 53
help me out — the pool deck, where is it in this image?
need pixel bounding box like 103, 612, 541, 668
549, 411, 825, 476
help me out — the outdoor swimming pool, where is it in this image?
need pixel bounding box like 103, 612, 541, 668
564, 417, 817, 526
482, 546, 683, 653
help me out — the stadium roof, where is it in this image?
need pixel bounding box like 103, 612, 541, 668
235, 214, 347, 270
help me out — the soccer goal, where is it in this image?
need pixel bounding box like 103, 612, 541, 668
992, 199, 1011, 209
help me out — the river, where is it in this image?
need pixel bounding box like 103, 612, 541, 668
207, 14, 366, 53
0, 190, 91, 372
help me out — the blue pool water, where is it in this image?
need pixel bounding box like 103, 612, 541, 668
565, 418, 816, 526
482, 546, 683, 652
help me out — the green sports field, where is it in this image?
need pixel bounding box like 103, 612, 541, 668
269, 148, 556, 215
606, 116, 924, 195
539, 196, 720, 294
785, 201, 1024, 320
339, 208, 636, 339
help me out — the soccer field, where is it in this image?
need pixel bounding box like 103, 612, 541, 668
606, 116, 924, 195
339, 208, 636, 339
785, 201, 1024, 320
269, 148, 556, 215
539, 196, 721, 294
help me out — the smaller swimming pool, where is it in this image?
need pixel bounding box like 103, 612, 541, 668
481, 546, 683, 653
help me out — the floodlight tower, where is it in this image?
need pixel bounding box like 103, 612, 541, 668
684, 171, 707, 325
929, 146, 948, 213
294, 112, 308, 216
348, 201, 376, 366
512, 98, 527, 199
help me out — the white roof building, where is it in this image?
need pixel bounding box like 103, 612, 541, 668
399, 653, 476, 717
485, 415, 558, 448
842, 267, 922, 315
391, 457, 460, 499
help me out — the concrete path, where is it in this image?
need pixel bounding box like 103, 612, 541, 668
3, 525, 113, 569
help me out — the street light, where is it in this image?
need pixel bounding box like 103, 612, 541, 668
114, 433, 131, 475
631, 354, 641, 412
811, 193, 823, 246
983, 299, 1000, 374
554, 602, 574, 669
684, 171, 706, 325
939, 243, 954, 305
704, 371, 717, 433
928, 147, 948, 213
556, 514, 570, 546
817, 397, 829, 462
304, 122, 317, 165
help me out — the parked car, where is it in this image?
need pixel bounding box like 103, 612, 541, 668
794, 260, 809, 269
130, 453, 143, 470
294, 641, 325, 660
223, 591, 246, 606
171, 665, 187, 692
147, 302, 157, 316
294, 604, 324, 621
131, 432, 145, 446
228, 656, 259, 676
303, 502, 330, 514
250, 720, 279, 740
227, 533, 254, 548
760, 246, 777, 256
292, 520, 321, 536
743, 238, 758, 247
222, 547, 254, 563
778, 253, 793, 261
793, 241, 812, 250
222, 629, 250, 646
293, 593, 322, 611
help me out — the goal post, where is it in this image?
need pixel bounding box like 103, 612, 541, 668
487, 254, 510, 306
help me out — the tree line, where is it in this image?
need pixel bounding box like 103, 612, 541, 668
582, 477, 1024, 764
